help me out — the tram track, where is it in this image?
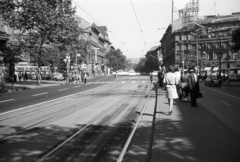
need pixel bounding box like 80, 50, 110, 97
0, 80, 129, 141
0, 76, 155, 162
35, 79, 153, 162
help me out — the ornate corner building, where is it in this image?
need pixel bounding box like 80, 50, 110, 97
161, 12, 240, 74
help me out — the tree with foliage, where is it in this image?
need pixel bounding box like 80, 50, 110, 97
105, 49, 126, 71
0, 0, 81, 70
144, 54, 159, 73
134, 58, 146, 73
0, 34, 26, 77
232, 28, 240, 52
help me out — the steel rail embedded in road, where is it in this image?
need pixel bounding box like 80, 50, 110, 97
35, 78, 145, 162
117, 82, 154, 162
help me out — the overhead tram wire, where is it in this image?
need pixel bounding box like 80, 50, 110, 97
109, 27, 166, 32
72, 1, 102, 26
131, 0, 146, 57
72, 0, 130, 56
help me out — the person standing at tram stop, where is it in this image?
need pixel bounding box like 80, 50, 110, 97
188, 66, 200, 107
163, 65, 179, 115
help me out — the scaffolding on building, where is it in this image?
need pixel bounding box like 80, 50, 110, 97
172, 0, 199, 27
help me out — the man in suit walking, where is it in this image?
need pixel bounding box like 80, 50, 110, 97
188, 66, 200, 107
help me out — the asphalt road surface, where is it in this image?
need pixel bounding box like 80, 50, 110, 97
0, 75, 240, 162
0, 75, 153, 162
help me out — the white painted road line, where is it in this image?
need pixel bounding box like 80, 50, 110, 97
32, 92, 48, 97
0, 99, 15, 103
0, 83, 109, 116
220, 100, 232, 106
58, 88, 68, 91
74, 86, 81, 88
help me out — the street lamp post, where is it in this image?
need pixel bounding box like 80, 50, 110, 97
190, 22, 207, 70
181, 41, 185, 75
177, 40, 186, 75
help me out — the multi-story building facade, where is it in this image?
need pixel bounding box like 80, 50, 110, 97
161, 12, 240, 75
76, 17, 111, 75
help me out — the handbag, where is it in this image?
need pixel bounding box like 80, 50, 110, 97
197, 91, 203, 98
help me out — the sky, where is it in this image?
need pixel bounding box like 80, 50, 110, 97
72, 0, 240, 59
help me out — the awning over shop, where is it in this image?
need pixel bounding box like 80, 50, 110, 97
213, 67, 219, 71
203, 67, 211, 71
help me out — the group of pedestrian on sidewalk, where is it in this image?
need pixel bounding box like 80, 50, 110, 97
67, 71, 87, 84
157, 65, 201, 115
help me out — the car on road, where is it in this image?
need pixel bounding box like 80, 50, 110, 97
205, 74, 222, 87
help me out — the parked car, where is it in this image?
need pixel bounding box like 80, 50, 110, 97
237, 74, 240, 81
116, 70, 128, 76
152, 71, 158, 76
128, 70, 140, 76
205, 74, 222, 87
30, 74, 37, 80
228, 74, 237, 81
52, 73, 64, 81
42, 74, 51, 80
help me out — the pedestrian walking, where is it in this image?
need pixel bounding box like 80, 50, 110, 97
81, 71, 84, 84
24, 71, 28, 82
84, 72, 87, 84
163, 65, 179, 115
174, 67, 181, 96
68, 72, 72, 84
157, 69, 164, 87
188, 66, 200, 107
115, 71, 118, 82
18, 72, 22, 83
150, 72, 153, 83
36, 70, 41, 85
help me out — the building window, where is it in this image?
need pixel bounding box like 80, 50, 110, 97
176, 55, 180, 61
222, 42, 227, 48
233, 53, 238, 60
207, 43, 212, 49
182, 45, 186, 50
176, 45, 180, 51
213, 52, 218, 60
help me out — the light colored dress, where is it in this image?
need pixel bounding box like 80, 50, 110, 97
164, 72, 178, 99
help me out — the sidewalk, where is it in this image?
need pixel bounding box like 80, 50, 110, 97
1, 80, 65, 93
150, 87, 240, 162
1, 75, 96, 93
124, 83, 240, 162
